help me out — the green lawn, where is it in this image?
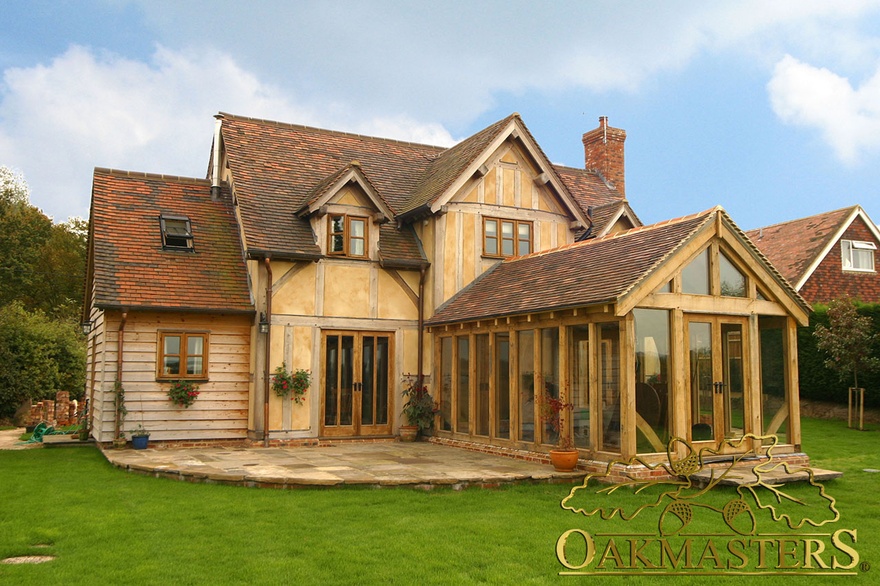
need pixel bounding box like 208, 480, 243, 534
0, 418, 877, 585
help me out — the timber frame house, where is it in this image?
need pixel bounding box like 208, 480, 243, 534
83, 113, 811, 470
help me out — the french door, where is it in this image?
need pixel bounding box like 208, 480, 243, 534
321, 331, 393, 437
685, 316, 748, 445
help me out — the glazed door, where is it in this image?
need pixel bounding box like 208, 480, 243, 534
685, 316, 747, 445
321, 332, 392, 437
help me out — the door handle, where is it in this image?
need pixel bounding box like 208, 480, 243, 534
713, 381, 724, 395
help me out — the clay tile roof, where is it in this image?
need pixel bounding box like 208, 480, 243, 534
554, 165, 625, 213
219, 112, 624, 259
427, 209, 715, 325
89, 169, 252, 312
745, 206, 857, 286
402, 114, 518, 214
220, 113, 443, 257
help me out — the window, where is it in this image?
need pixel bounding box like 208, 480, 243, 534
158, 332, 207, 379
483, 217, 532, 257
681, 249, 709, 295
328, 215, 368, 258
160, 215, 193, 250
719, 252, 746, 297
841, 240, 876, 272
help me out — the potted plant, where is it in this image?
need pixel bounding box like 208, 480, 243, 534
167, 380, 200, 408
272, 363, 310, 405
400, 375, 436, 441
539, 385, 578, 472
131, 424, 150, 450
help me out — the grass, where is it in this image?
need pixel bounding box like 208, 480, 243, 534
0, 418, 877, 585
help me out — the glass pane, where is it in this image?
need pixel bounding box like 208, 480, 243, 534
186, 356, 203, 376
325, 336, 338, 425
854, 249, 874, 270
541, 328, 560, 445
682, 249, 709, 295
440, 337, 453, 432
759, 318, 787, 444
689, 322, 714, 441
719, 253, 746, 297
568, 325, 590, 449
164, 357, 180, 375
456, 337, 470, 432
518, 239, 530, 256
331, 235, 345, 253
722, 323, 745, 439
376, 336, 389, 425
518, 223, 530, 239
634, 309, 670, 453
495, 333, 510, 439
599, 323, 620, 452
350, 219, 365, 237
475, 334, 490, 436
502, 238, 514, 257
485, 219, 497, 237
361, 336, 374, 425
485, 238, 498, 256
164, 336, 181, 355
518, 330, 535, 442
187, 335, 203, 356
501, 221, 514, 238
340, 336, 354, 426
350, 238, 364, 256
331, 216, 344, 233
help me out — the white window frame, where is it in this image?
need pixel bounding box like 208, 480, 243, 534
841, 239, 876, 272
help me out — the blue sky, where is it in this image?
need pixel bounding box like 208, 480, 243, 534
2, 1, 880, 230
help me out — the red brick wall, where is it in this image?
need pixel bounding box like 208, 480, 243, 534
799, 216, 880, 304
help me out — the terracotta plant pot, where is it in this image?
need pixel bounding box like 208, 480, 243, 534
399, 425, 418, 442
549, 449, 580, 472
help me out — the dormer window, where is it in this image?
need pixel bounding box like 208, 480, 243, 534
328, 214, 368, 258
160, 214, 194, 250
841, 240, 876, 272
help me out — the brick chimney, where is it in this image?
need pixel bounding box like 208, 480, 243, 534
582, 116, 626, 196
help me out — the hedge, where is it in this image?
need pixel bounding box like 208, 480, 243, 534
798, 302, 880, 409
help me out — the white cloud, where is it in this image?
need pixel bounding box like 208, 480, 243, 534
768, 54, 880, 165
0, 44, 455, 221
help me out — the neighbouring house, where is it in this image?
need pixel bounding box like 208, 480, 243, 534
747, 205, 880, 305
83, 113, 811, 471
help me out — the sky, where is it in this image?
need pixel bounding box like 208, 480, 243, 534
2, 1, 880, 231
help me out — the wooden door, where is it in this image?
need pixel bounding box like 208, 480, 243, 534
321, 331, 393, 437
685, 316, 748, 445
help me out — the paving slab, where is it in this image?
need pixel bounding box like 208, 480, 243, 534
99, 441, 587, 489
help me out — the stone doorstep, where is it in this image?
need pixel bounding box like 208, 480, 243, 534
691, 465, 843, 487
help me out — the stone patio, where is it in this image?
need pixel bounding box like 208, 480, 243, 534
99, 440, 587, 489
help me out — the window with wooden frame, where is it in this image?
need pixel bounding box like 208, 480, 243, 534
159, 214, 194, 250
483, 217, 532, 258
158, 332, 208, 379
328, 214, 368, 258
841, 239, 876, 272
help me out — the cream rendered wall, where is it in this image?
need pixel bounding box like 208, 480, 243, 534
428, 142, 577, 313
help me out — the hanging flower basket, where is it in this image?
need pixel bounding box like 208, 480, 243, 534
272, 363, 310, 405
167, 380, 200, 408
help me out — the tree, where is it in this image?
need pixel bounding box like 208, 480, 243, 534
0, 166, 86, 321
813, 297, 880, 390
0, 166, 29, 205
0, 302, 86, 421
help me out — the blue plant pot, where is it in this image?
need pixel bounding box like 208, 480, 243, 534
131, 435, 150, 450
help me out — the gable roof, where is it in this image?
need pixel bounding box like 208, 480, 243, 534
218, 112, 625, 259
87, 169, 252, 313
427, 206, 810, 326
746, 205, 880, 290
